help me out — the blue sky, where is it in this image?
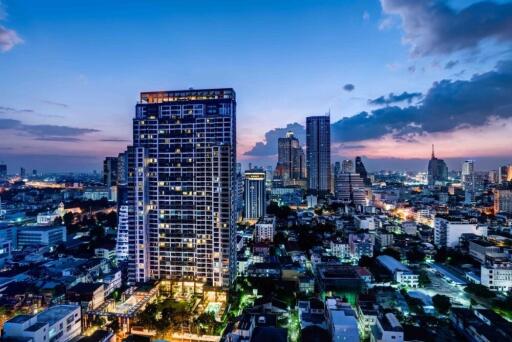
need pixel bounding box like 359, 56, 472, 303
0, 0, 511, 172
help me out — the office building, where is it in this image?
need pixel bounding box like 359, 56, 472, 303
244, 169, 266, 220
0, 163, 6, 178
275, 131, 306, 184
3, 305, 81, 342
355, 156, 370, 186
17, 225, 67, 249
342, 159, 354, 173
434, 218, 487, 247
427, 145, 448, 185
494, 188, 512, 214
306, 115, 331, 194
335, 173, 366, 206
127, 88, 237, 288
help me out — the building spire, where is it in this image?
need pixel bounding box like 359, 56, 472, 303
431, 144, 435, 159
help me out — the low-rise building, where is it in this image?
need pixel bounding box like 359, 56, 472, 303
254, 216, 276, 243
468, 239, 501, 263
17, 225, 67, 249
377, 255, 418, 288
434, 218, 487, 247
3, 305, 81, 342
480, 255, 512, 292
325, 297, 360, 342
371, 313, 404, 342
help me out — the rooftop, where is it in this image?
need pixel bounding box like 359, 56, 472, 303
36, 305, 79, 326
140, 88, 235, 103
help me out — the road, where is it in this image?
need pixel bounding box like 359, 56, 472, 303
416, 267, 471, 307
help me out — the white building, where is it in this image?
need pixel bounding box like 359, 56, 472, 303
480, 255, 512, 293
3, 305, 81, 342
325, 297, 360, 342
371, 313, 404, 342
401, 221, 417, 236
115, 203, 129, 260
377, 255, 419, 288
434, 218, 487, 247
330, 240, 351, 260
17, 225, 67, 249
254, 216, 276, 242
354, 215, 377, 230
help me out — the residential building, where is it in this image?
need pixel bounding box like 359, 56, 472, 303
306, 115, 331, 194
3, 305, 81, 342
371, 313, 404, 342
468, 240, 501, 263
494, 188, 512, 214
244, 169, 266, 220
325, 297, 360, 342
434, 218, 487, 247
254, 216, 275, 242
462, 160, 475, 191
127, 88, 237, 288
480, 255, 512, 293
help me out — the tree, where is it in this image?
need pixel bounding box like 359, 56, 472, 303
358, 255, 374, 268
432, 294, 451, 314
434, 247, 448, 263
63, 212, 74, 227
406, 248, 425, 264
465, 284, 496, 299
418, 270, 431, 287
382, 247, 401, 261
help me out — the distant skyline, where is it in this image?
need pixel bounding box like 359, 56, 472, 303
1, 0, 512, 172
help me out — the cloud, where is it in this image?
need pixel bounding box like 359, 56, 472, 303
0, 3, 22, 52
407, 65, 416, 73
380, 0, 512, 56
100, 138, 129, 142
0, 118, 99, 140
244, 122, 305, 157
368, 91, 423, 106
41, 100, 69, 108
35, 137, 82, 142
445, 60, 459, 70
363, 11, 370, 21
332, 59, 512, 142
343, 84, 355, 92
0, 106, 33, 114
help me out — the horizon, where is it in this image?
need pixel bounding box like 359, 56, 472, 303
1, 0, 512, 172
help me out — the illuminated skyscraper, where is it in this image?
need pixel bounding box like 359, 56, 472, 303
244, 169, 266, 220
462, 160, 475, 191
306, 115, 331, 194
127, 88, 237, 289
275, 131, 306, 184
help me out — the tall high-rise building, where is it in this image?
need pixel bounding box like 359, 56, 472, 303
341, 159, 354, 173
244, 169, 266, 220
355, 156, 371, 186
0, 163, 6, 179
275, 131, 306, 184
498, 164, 512, 184
103, 157, 118, 187
462, 160, 475, 191
127, 88, 237, 289
306, 115, 331, 194
427, 145, 448, 186
20, 167, 26, 178
494, 188, 512, 214
117, 152, 128, 185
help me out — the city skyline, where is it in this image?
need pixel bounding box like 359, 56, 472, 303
1, 0, 512, 172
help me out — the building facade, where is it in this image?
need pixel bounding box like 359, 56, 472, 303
127, 88, 237, 289
275, 131, 306, 184
244, 169, 266, 220
306, 115, 331, 194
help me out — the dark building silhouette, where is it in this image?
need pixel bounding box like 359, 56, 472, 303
355, 156, 371, 186
427, 145, 448, 186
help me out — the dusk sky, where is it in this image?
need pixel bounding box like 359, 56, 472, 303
1, 0, 511, 173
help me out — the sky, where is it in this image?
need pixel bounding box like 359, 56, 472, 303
0, 0, 511, 173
